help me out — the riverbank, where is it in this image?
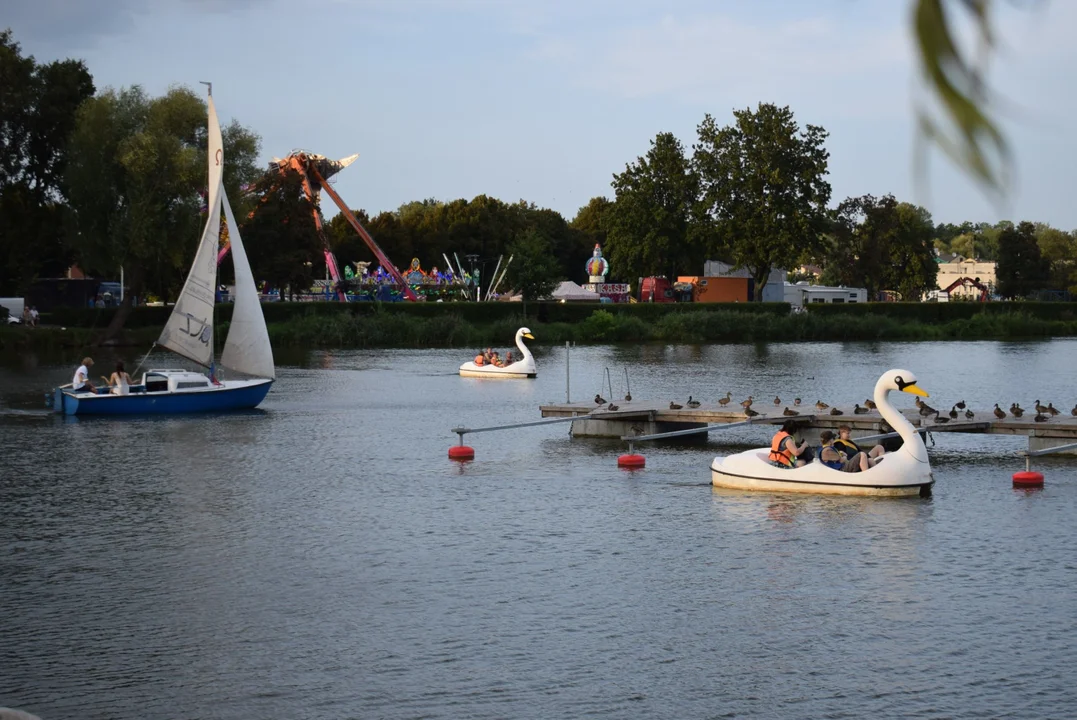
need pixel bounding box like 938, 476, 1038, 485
5, 307, 1077, 352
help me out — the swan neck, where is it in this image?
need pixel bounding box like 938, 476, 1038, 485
874, 380, 917, 446
516, 332, 533, 360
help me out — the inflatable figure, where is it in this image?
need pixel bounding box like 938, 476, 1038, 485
586, 244, 610, 283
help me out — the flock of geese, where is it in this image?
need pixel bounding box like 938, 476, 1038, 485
594, 391, 1077, 424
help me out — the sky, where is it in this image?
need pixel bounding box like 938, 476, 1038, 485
8, 0, 1077, 229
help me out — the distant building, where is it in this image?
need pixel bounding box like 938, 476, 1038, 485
703, 261, 786, 302
935, 255, 996, 298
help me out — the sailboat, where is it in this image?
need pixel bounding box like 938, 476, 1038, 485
52, 87, 274, 416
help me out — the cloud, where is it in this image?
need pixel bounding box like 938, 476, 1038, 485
4, 0, 261, 51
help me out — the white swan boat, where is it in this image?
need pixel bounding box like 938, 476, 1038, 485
459, 327, 536, 378
711, 369, 934, 497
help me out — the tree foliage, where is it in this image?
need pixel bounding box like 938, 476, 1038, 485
0, 30, 94, 294
244, 168, 322, 297
996, 221, 1049, 299
605, 132, 701, 282
504, 228, 562, 302
823, 195, 938, 300
64, 84, 262, 303
694, 103, 831, 300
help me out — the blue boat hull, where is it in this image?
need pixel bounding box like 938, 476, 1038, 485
56, 380, 272, 416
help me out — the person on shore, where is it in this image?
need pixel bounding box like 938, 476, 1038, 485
109, 361, 133, 395
769, 419, 811, 468
835, 425, 884, 462
21, 306, 30, 325
29, 306, 38, 327
73, 357, 97, 394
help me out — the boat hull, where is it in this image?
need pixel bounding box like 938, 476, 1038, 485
55, 378, 272, 416
458, 361, 536, 379
710, 450, 933, 498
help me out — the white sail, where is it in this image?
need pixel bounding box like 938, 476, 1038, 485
156, 96, 225, 367
220, 185, 275, 379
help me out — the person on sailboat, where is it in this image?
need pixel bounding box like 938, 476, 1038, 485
108, 361, 133, 395
72, 357, 97, 394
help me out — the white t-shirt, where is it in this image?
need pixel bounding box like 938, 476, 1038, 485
73, 364, 90, 390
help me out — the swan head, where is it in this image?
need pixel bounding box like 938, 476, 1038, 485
877, 369, 929, 398
517, 327, 534, 340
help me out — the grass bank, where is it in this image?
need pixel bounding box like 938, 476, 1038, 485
5, 307, 1076, 353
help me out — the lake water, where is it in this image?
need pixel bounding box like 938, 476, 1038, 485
2, 340, 1076, 719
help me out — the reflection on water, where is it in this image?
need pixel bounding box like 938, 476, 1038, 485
1, 339, 1076, 719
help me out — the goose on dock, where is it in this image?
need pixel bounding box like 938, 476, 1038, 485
741, 395, 754, 409
1034, 412, 1049, 423
1034, 399, 1049, 413
794, 398, 802, 406
718, 392, 732, 406
687, 396, 701, 409
965, 408, 975, 419
934, 413, 949, 424
994, 404, 1006, 419
1047, 403, 1059, 416
607, 403, 619, 411
670, 401, 683, 410
956, 400, 966, 409
949, 405, 958, 419
830, 407, 843, 415
865, 399, 877, 410
711, 369, 934, 497
459, 328, 537, 378
815, 400, 829, 410
1071, 403, 1077, 417
773, 396, 781, 406
1012, 404, 1025, 418
853, 403, 868, 415
624, 392, 632, 401
783, 407, 799, 416
744, 407, 760, 417
595, 394, 606, 405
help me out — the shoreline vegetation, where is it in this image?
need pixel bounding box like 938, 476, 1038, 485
3, 302, 1077, 352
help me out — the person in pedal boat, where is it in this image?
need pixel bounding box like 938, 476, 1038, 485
819, 430, 879, 472
72, 357, 97, 394
769, 420, 811, 468
108, 361, 134, 395
834, 425, 885, 463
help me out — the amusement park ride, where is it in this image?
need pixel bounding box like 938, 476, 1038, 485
217, 151, 417, 302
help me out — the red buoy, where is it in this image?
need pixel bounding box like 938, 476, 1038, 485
448, 445, 475, 461
618, 453, 646, 469
1012, 471, 1044, 487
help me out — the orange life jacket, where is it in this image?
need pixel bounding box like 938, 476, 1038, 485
474, 355, 484, 366
769, 431, 795, 466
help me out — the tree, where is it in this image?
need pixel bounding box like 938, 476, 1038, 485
503, 228, 561, 302
824, 195, 937, 300
694, 104, 831, 300
0, 29, 94, 295
604, 132, 700, 283
1034, 223, 1077, 294
570, 196, 612, 271
65, 84, 262, 315
996, 221, 1048, 299
243, 169, 322, 298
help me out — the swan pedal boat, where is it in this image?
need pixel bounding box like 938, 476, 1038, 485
711, 369, 934, 498
459, 327, 537, 379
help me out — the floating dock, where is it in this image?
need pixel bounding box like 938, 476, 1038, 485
538, 401, 1077, 454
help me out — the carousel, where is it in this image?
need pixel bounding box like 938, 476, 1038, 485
459, 327, 537, 379
710, 369, 934, 497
